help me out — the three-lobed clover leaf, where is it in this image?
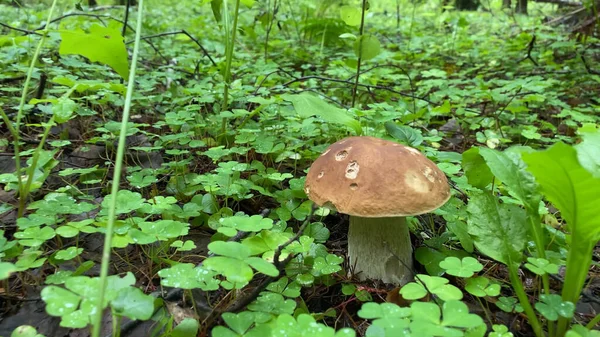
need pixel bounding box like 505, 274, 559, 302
29, 193, 96, 216
534, 294, 575, 321
566, 324, 600, 337
400, 274, 463, 301
217, 215, 274, 237
465, 276, 501, 297
439, 256, 483, 278
496, 296, 523, 313
410, 301, 485, 336
158, 263, 220, 291
204, 241, 279, 287
54, 247, 83, 261
271, 313, 356, 337
524, 257, 559, 276
489, 324, 514, 337
100, 190, 146, 214
359, 302, 411, 336
312, 254, 343, 276
41, 273, 137, 328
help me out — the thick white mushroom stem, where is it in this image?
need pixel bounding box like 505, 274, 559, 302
348, 216, 413, 285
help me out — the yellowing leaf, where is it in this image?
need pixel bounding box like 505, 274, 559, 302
58, 24, 129, 79
340, 6, 361, 26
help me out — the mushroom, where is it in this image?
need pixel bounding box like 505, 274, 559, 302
304, 136, 450, 284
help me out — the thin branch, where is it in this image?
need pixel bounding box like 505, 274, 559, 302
125, 30, 217, 67
280, 75, 433, 104
518, 34, 539, 66
35, 13, 134, 32
0, 22, 42, 36
224, 204, 317, 314
581, 55, 600, 75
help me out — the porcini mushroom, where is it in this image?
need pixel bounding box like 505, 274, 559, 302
304, 136, 450, 284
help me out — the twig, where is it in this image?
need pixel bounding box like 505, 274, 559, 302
518, 34, 538, 66
581, 55, 600, 75
280, 75, 433, 104
34, 13, 134, 32
224, 204, 317, 314
125, 30, 216, 67
102, 210, 268, 337
0, 22, 42, 36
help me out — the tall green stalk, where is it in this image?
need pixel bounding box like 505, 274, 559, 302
14, 0, 59, 218
90, 1, 145, 336
351, 0, 367, 108
219, 0, 241, 138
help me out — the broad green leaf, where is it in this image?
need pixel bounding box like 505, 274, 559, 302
354, 34, 380, 61
523, 142, 600, 242
466, 190, 526, 265
384, 122, 423, 146
576, 129, 600, 177
523, 142, 600, 308
58, 24, 129, 79
340, 6, 361, 26
461, 147, 493, 189
478, 147, 541, 210
281, 93, 362, 134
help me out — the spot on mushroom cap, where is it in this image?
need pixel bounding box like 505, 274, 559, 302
304, 136, 451, 217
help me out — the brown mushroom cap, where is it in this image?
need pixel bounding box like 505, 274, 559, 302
304, 136, 451, 217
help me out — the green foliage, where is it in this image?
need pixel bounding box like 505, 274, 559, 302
58, 24, 129, 79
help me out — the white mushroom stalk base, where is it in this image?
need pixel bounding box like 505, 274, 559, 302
348, 216, 413, 285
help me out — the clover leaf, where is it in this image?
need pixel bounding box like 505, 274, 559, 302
524, 257, 559, 275
496, 296, 524, 313
490, 324, 514, 337
465, 276, 501, 297
270, 313, 356, 337
0, 262, 17, 281
204, 241, 278, 286
439, 256, 483, 278
358, 302, 410, 336
158, 263, 219, 290
217, 215, 274, 236
110, 287, 155, 320
101, 190, 146, 214
400, 274, 463, 301
410, 301, 484, 336
535, 294, 575, 321
312, 254, 343, 276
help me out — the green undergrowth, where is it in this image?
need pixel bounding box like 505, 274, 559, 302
1, 0, 599, 337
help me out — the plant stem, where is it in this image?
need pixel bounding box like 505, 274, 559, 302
14, 0, 58, 218
556, 238, 595, 336
586, 312, 600, 330
90, 1, 144, 336
351, 0, 367, 108
508, 262, 544, 337
220, 0, 241, 139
